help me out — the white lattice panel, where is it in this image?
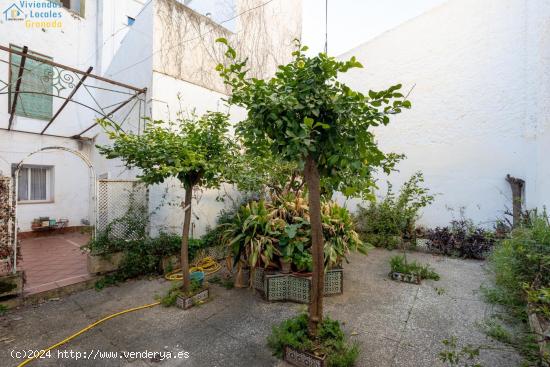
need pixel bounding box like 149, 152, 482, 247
97, 180, 149, 239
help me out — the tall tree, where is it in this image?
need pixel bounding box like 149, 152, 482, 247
217, 39, 410, 335
98, 112, 235, 292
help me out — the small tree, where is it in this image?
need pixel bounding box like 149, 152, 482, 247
217, 39, 411, 335
97, 112, 235, 292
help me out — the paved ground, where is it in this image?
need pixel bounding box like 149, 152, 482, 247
19, 233, 92, 295
1, 249, 522, 367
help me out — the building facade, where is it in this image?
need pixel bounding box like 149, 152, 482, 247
0, 0, 302, 233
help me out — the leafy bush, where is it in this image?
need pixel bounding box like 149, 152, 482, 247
426, 219, 495, 260
389, 254, 440, 280
487, 212, 550, 311
484, 210, 550, 364
355, 172, 433, 249
267, 313, 359, 367
91, 232, 206, 288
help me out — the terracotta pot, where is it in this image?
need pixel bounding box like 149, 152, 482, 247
234, 263, 250, 288
280, 259, 292, 274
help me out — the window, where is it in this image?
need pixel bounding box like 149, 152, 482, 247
127, 16, 135, 26
13, 166, 54, 203
9, 45, 53, 120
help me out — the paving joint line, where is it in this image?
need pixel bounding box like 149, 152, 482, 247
390, 287, 420, 366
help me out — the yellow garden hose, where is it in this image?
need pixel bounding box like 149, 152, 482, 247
16, 257, 221, 366
164, 256, 222, 281
16, 301, 160, 367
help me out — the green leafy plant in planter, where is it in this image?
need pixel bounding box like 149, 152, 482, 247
279, 220, 309, 272
223, 199, 281, 270
355, 172, 434, 249
221, 192, 366, 274
322, 201, 367, 269
389, 254, 440, 281
268, 313, 359, 367
159, 279, 203, 307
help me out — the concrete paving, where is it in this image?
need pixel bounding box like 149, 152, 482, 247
0, 249, 522, 367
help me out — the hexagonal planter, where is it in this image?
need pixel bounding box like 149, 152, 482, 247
389, 271, 421, 284
176, 287, 210, 310
284, 345, 326, 367
254, 268, 343, 303
0, 271, 24, 297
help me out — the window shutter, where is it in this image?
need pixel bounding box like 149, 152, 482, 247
10, 46, 53, 120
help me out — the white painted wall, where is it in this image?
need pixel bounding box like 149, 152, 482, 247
337, 0, 550, 227
0, 130, 93, 231
148, 71, 246, 237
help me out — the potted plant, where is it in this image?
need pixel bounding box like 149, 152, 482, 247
233, 260, 250, 288
388, 254, 440, 284
268, 313, 359, 367
175, 277, 210, 310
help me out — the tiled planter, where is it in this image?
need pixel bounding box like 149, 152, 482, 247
176, 287, 210, 310
389, 271, 421, 284
254, 268, 343, 303
528, 304, 550, 366
87, 252, 124, 274
0, 271, 24, 297
284, 346, 325, 367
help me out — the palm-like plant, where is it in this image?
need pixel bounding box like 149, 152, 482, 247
220, 192, 366, 277
322, 201, 368, 269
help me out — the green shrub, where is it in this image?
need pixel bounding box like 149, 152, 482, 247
389, 254, 440, 281
93, 233, 206, 289
486, 211, 550, 317
355, 172, 433, 249
484, 210, 550, 364
267, 313, 359, 367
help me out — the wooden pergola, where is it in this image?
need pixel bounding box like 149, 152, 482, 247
0, 44, 147, 140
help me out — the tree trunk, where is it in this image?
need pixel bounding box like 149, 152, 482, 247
506, 174, 525, 227
304, 154, 324, 336
181, 185, 193, 292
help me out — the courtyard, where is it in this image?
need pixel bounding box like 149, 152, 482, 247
1, 250, 521, 367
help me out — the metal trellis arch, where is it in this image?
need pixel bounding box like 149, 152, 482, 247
12, 146, 97, 274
